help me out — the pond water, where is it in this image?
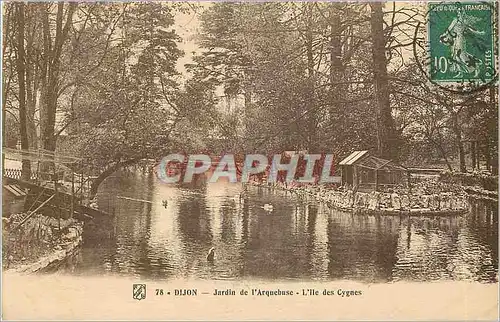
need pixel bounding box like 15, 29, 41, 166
70, 171, 498, 283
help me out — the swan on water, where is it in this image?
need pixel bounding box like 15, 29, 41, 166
207, 247, 215, 261
262, 203, 274, 212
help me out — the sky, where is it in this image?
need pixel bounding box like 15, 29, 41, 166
174, 3, 211, 78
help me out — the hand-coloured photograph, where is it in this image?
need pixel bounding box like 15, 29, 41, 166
1, 1, 498, 320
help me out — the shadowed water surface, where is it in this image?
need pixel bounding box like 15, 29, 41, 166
72, 171, 498, 282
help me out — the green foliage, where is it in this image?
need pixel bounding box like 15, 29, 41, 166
58, 3, 217, 172
4, 2, 497, 185
190, 3, 378, 156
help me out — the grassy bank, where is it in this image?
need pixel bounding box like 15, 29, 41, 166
2, 213, 83, 271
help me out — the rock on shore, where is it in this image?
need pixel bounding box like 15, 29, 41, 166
249, 181, 470, 215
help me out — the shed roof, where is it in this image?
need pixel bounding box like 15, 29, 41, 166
339, 151, 407, 171
339, 150, 368, 165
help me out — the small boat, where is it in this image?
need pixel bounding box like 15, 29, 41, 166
162, 200, 168, 208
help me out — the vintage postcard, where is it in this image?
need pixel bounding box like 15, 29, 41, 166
1, 1, 498, 320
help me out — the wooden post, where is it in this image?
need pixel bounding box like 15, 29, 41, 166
375, 169, 379, 191
354, 166, 359, 189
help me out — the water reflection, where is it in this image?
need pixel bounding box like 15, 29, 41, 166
71, 171, 498, 283
393, 201, 498, 282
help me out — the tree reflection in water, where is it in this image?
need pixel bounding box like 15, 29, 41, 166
68, 171, 497, 283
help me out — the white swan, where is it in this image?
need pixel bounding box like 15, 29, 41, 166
207, 247, 215, 261
262, 203, 274, 212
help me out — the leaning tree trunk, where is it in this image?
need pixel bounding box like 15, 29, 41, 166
370, 2, 399, 161
89, 159, 140, 200
429, 135, 453, 171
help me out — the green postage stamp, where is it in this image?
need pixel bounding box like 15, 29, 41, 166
428, 2, 495, 84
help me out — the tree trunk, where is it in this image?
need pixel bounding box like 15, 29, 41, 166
429, 135, 453, 171
25, 7, 38, 150
40, 3, 77, 153
89, 158, 140, 200
485, 140, 491, 172
2, 5, 13, 175
328, 4, 347, 154
329, 6, 342, 88
489, 86, 497, 174
242, 74, 252, 137
305, 3, 317, 152
15, 3, 31, 181
370, 2, 398, 160
38, 3, 76, 178
458, 142, 466, 173
38, 6, 53, 179
492, 154, 498, 175
450, 113, 466, 173
471, 141, 476, 169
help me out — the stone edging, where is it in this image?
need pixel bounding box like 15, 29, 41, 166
463, 186, 498, 201
249, 182, 470, 216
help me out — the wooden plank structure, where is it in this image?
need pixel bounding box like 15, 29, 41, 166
3, 176, 112, 221
339, 150, 408, 191
2, 148, 112, 222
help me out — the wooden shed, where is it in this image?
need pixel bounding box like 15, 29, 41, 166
339, 151, 408, 191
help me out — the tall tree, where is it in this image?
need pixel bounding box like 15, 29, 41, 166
2, 5, 15, 173
14, 3, 31, 180
39, 3, 77, 153
370, 2, 398, 160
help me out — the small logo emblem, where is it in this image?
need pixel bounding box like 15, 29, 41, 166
133, 284, 146, 301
